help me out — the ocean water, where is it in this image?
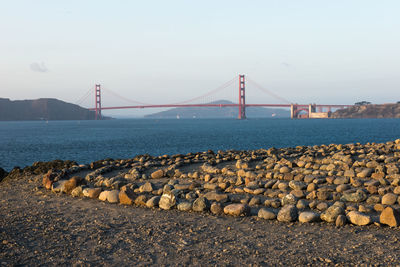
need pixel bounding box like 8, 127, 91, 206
0, 118, 399, 171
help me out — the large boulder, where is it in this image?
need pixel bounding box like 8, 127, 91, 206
380, 207, 400, 227
159, 192, 177, 210
151, 169, 164, 179
139, 182, 154, 193
289, 180, 306, 190
107, 190, 120, 203
281, 194, 298, 206
333, 177, 349, 185
356, 168, 373, 178
210, 202, 223, 215
298, 211, 320, 223
381, 193, 397, 205
83, 188, 102, 199
347, 211, 372, 226
277, 205, 298, 222
224, 203, 249, 216
258, 208, 276, 220
119, 187, 135, 205
177, 201, 193, 211
321, 205, 345, 223
98, 190, 109, 201
340, 190, 368, 203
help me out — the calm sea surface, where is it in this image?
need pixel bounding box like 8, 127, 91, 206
1, 118, 399, 171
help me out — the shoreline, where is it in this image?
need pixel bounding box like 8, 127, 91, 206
2, 139, 400, 265
3, 139, 400, 226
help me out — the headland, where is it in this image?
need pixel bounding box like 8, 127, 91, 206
0, 98, 111, 121
331, 103, 400, 119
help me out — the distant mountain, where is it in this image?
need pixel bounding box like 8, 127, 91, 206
145, 100, 290, 118
0, 98, 108, 121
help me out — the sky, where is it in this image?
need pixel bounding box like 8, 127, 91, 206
1, 0, 399, 116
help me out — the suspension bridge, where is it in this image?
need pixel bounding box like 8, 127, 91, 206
75, 75, 352, 120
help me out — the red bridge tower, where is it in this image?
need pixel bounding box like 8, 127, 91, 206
95, 84, 102, 120
238, 74, 246, 119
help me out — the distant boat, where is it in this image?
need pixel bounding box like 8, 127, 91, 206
176, 115, 180, 119
271, 113, 276, 117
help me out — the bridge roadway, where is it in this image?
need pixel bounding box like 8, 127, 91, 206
89, 103, 350, 110
89, 103, 352, 119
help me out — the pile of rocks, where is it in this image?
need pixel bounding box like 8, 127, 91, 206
41, 140, 400, 228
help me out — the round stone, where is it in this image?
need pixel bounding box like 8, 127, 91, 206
224, 203, 249, 216
258, 208, 276, 220
289, 180, 306, 190
279, 166, 291, 174
281, 194, 298, 206
107, 190, 119, 203
98, 190, 109, 201
321, 205, 344, 223
159, 192, 177, 210
177, 201, 193, 211
277, 205, 298, 222
347, 211, 372, 226
298, 211, 320, 223
382, 193, 397, 205
210, 202, 223, 215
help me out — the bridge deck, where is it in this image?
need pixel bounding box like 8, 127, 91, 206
89, 104, 352, 111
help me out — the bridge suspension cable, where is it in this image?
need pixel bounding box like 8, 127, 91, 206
101, 87, 153, 106
246, 77, 291, 104
75, 87, 93, 106
170, 77, 236, 105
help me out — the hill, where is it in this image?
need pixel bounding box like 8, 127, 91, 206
0, 98, 104, 121
144, 100, 290, 118
331, 103, 400, 118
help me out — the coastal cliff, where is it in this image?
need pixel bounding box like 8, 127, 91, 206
0, 98, 100, 121
332, 103, 400, 119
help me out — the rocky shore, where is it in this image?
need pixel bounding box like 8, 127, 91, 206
36, 139, 400, 227
2, 140, 400, 265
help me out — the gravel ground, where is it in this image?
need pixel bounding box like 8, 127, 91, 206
1, 174, 400, 266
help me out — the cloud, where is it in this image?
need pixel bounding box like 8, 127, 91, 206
30, 62, 48, 73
